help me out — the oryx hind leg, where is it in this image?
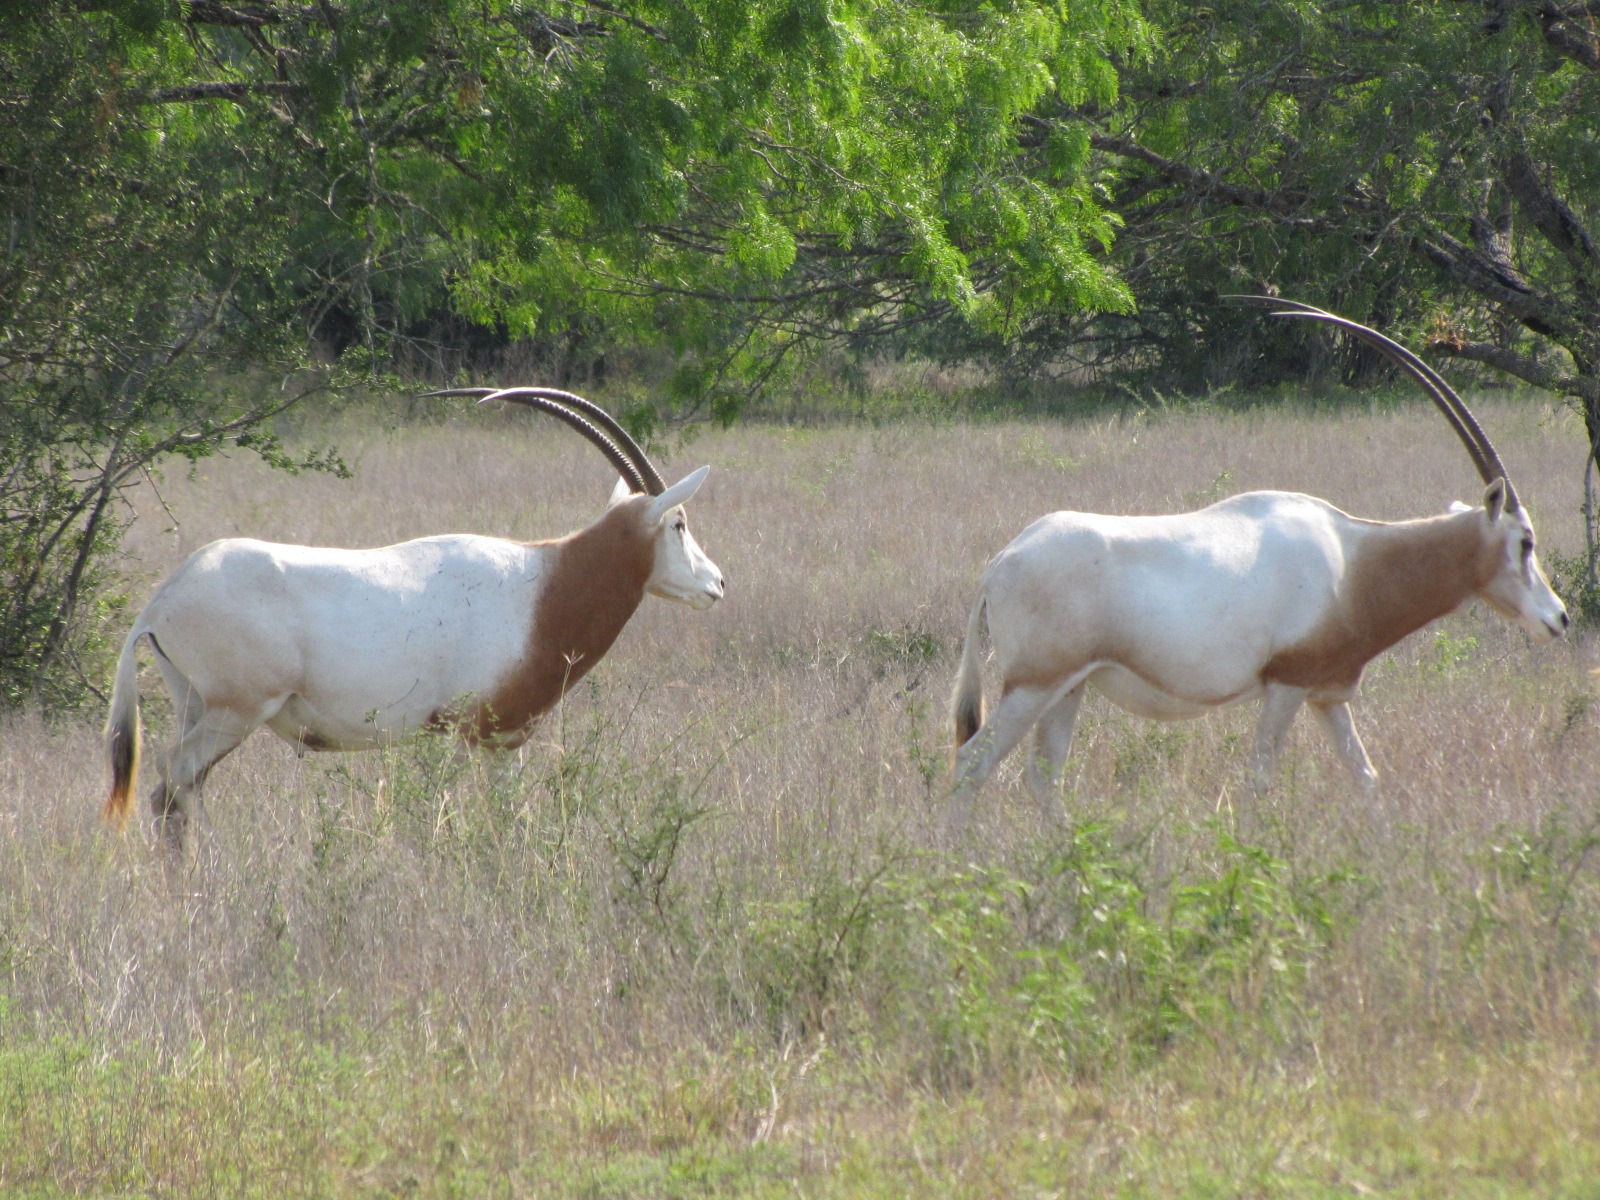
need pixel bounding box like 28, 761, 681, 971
1309, 699, 1378, 793
948, 680, 1071, 834
152, 706, 260, 852
152, 640, 206, 735
151, 653, 281, 852
148, 638, 290, 850
1024, 683, 1085, 824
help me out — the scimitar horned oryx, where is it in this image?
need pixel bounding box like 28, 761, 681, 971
946, 299, 1568, 830
105, 386, 724, 850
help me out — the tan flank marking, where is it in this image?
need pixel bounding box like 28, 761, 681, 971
1264, 512, 1492, 691
470, 498, 655, 741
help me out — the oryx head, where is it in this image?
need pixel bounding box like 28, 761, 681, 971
1456, 480, 1567, 641
612, 466, 724, 609
426, 385, 726, 612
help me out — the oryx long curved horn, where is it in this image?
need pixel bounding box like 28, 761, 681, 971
422, 386, 666, 496
425, 387, 647, 494
1226, 296, 1519, 512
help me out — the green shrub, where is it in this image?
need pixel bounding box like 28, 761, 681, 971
718, 823, 1353, 1079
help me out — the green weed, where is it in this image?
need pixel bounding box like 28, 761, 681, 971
1428, 627, 1479, 673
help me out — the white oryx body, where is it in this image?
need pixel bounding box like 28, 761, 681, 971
105, 389, 723, 849
136, 533, 559, 753
947, 301, 1568, 829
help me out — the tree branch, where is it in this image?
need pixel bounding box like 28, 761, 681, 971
1081, 125, 1347, 230
1413, 226, 1593, 344
1496, 144, 1600, 308
148, 81, 300, 104
1533, 2, 1600, 70
182, 1, 284, 30
1428, 334, 1600, 403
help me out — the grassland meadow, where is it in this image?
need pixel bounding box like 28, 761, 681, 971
4, 392, 1600, 1196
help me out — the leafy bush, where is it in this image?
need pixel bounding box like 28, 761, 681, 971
1547, 547, 1600, 628
717, 822, 1353, 1079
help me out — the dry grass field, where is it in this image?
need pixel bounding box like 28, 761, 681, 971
5, 392, 1600, 1196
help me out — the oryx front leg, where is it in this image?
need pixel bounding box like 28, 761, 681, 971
1309, 699, 1378, 793
1250, 683, 1309, 793
948, 683, 1061, 835
1023, 683, 1085, 824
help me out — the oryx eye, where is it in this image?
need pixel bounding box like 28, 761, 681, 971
1521, 537, 1534, 556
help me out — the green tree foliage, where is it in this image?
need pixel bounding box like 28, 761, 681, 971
298, 0, 1147, 411
0, 0, 1146, 708
0, 5, 341, 706
1021, 1, 1600, 440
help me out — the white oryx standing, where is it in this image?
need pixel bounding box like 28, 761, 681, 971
947, 300, 1568, 829
105, 387, 724, 849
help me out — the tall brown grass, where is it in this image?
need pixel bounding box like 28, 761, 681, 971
4, 394, 1599, 1196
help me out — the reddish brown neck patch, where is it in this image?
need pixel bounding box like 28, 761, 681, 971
469, 500, 655, 741
1264, 512, 1490, 691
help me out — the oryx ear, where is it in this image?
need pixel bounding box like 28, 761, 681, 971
1447, 500, 1473, 515
609, 475, 636, 507
1483, 477, 1507, 523
645, 466, 709, 525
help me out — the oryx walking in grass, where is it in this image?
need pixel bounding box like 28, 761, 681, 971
947, 300, 1568, 830
105, 387, 724, 850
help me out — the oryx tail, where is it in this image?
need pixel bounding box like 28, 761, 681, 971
104, 626, 143, 826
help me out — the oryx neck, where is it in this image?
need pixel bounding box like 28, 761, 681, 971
1345, 510, 1488, 654
469, 502, 655, 741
